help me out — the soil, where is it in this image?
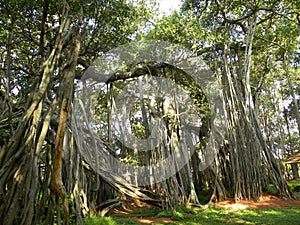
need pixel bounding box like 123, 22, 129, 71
110, 205, 178, 224
110, 207, 177, 224
110, 195, 300, 224
215, 194, 300, 210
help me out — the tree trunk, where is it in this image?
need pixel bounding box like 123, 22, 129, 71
215, 15, 293, 201
0, 5, 85, 224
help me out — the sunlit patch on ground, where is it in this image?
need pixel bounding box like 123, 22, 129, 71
215, 194, 300, 210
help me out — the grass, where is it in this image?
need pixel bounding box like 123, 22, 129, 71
84, 216, 140, 225
83, 206, 300, 225
84, 182, 300, 225
155, 205, 196, 220
179, 207, 300, 225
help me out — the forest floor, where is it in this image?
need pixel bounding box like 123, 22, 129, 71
109, 194, 300, 224
215, 194, 300, 210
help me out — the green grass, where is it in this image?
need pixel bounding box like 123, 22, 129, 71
84, 184, 300, 225
173, 207, 300, 225
84, 216, 140, 225
83, 206, 300, 225
84, 216, 117, 225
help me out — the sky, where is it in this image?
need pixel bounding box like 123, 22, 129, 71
158, 0, 182, 15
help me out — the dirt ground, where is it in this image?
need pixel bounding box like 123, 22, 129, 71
110, 195, 300, 224
215, 194, 300, 210
111, 207, 177, 224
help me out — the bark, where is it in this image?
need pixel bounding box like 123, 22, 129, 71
0, 4, 85, 224
215, 15, 293, 201
283, 53, 300, 137
50, 21, 81, 225
284, 109, 299, 180
282, 53, 300, 179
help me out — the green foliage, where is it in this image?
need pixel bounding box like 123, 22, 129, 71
266, 182, 300, 200
147, 11, 199, 45
288, 182, 300, 193
294, 186, 300, 193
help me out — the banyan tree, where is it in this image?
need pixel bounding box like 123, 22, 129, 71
0, 0, 296, 224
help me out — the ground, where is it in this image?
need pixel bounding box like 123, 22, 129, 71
109, 194, 300, 224
215, 194, 300, 210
